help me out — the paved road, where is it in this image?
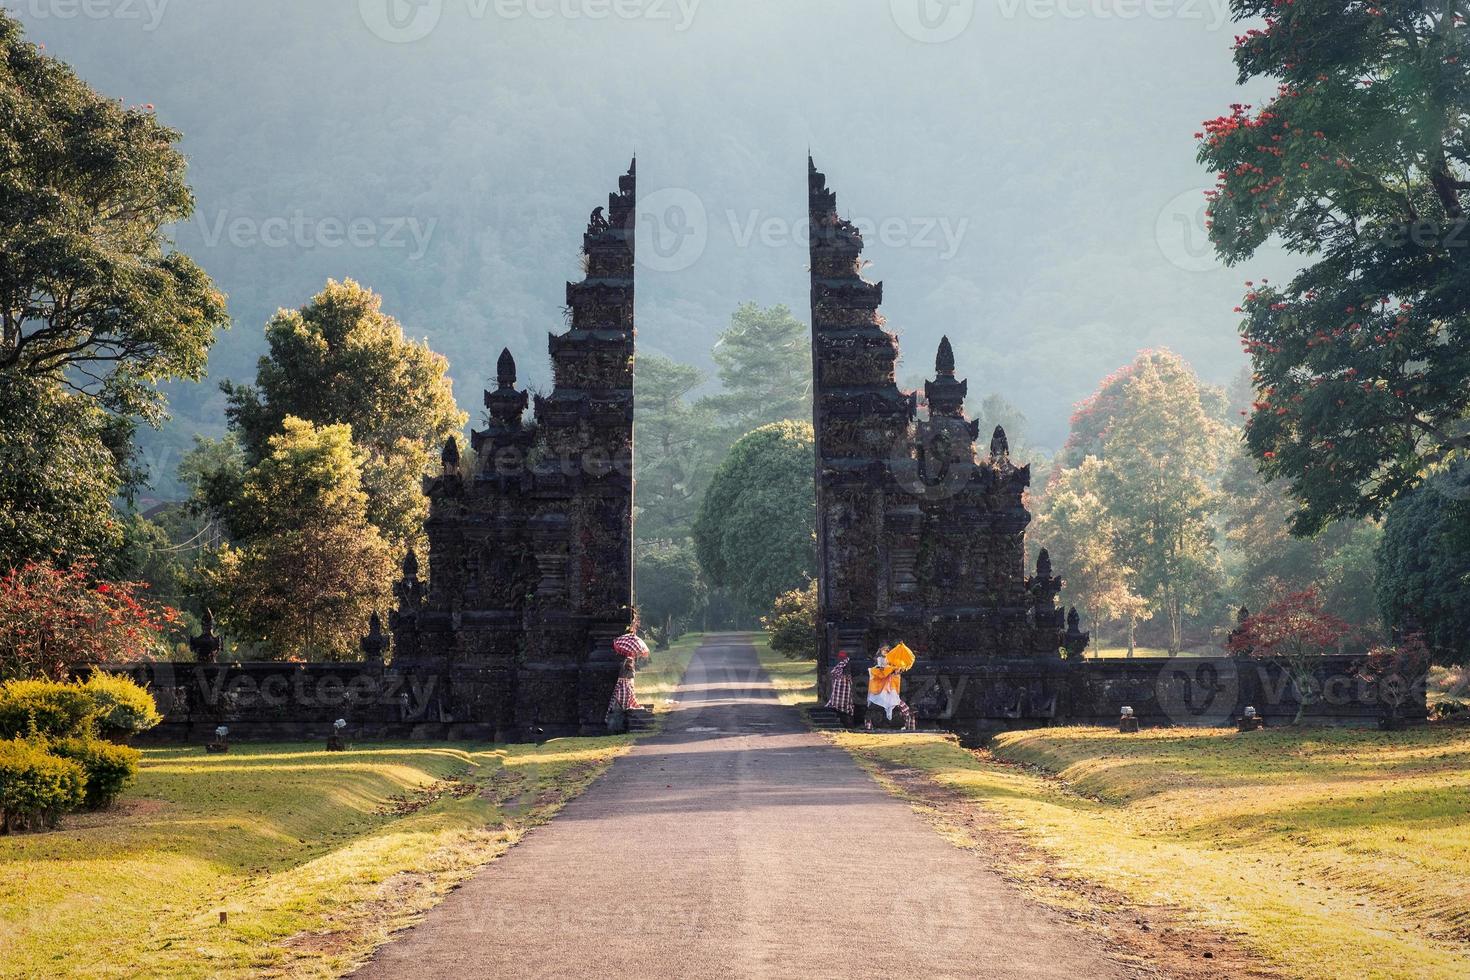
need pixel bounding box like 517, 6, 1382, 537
355, 634, 1127, 979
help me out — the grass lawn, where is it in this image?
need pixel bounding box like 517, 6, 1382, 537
756, 644, 1470, 979
0, 635, 704, 979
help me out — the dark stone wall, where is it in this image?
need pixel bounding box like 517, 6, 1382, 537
884, 654, 1425, 734
101, 651, 1420, 743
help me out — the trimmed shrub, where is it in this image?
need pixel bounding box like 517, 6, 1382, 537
49, 738, 141, 809
80, 672, 162, 738
0, 738, 85, 833
0, 679, 98, 740
763, 579, 818, 661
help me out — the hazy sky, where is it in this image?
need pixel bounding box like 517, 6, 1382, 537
13, 0, 1286, 467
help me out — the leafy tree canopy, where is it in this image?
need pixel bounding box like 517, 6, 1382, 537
1203, 2, 1470, 533
633, 353, 719, 542
693, 420, 816, 615
0, 11, 228, 425
1058, 349, 1228, 469
1375, 463, 1470, 664
0, 372, 127, 571
199, 417, 392, 660
633, 540, 706, 644
698, 303, 812, 449
223, 279, 465, 547
1095, 352, 1230, 653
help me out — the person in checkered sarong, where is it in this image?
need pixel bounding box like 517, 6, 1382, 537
825, 650, 855, 726
605, 628, 648, 732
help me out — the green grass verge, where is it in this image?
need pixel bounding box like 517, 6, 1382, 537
0, 635, 702, 977
750, 635, 816, 707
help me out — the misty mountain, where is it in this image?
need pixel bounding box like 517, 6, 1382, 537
14, 0, 1287, 493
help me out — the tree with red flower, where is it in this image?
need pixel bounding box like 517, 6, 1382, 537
1227, 588, 1353, 724
0, 560, 180, 681
1200, 3, 1470, 535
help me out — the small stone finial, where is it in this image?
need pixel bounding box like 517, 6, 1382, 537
360, 611, 389, 666
403, 548, 419, 580
1238, 605, 1251, 625
441, 436, 460, 470
935, 335, 955, 376
990, 425, 1010, 460
588, 205, 610, 234
190, 608, 222, 664
497, 347, 517, 387
1063, 606, 1090, 660
1036, 548, 1053, 580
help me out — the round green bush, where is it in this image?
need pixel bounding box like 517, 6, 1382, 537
49, 738, 141, 810
0, 679, 98, 740
80, 672, 162, 737
0, 738, 85, 833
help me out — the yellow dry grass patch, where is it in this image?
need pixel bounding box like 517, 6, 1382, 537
0, 636, 704, 978
834, 727, 1470, 980
0, 739, 631, 979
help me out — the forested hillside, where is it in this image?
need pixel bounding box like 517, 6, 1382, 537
16, 0, 1290, 495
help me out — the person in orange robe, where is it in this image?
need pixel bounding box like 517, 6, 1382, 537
865, 643, 917, 731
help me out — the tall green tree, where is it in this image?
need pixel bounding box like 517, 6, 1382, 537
0, 12, 227, 572
200, 418, 393, 660
1375, 463, 1470, 665
633, 540, 707, 645
1202, 2, 1470, 534
633, 353, 719, 541
1059, 350, 1229, 468
222, 279, 466, 549
698, 303, 812, 449
693, 421, 816, 615
1032, 456, 1150, 655
1095, 353, 1229, 654
0, 11, 228, 425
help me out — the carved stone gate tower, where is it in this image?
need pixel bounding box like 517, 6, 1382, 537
389, 162, 637, 739
808, 158, 1087, 725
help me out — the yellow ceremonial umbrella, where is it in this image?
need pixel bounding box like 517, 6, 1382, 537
885, 642, 915, 671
